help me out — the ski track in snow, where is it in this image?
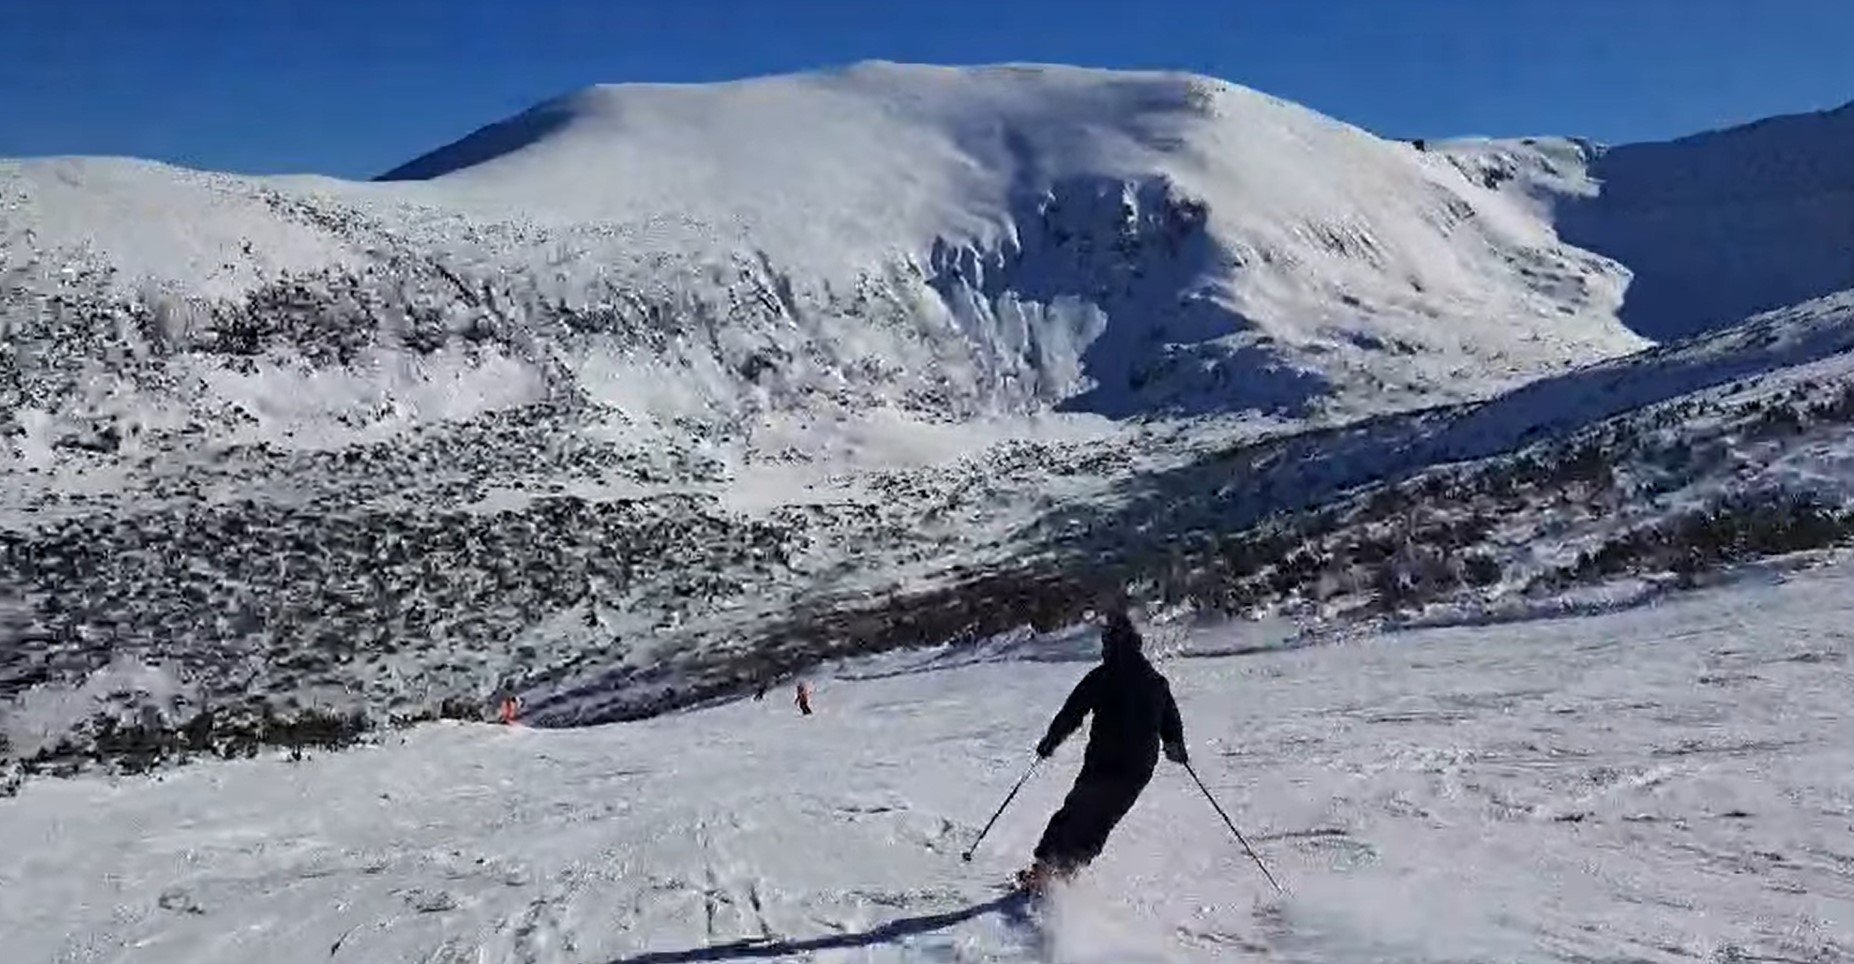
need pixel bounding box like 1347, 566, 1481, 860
6, 565, 1854, 963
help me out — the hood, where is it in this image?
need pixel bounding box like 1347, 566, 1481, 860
1101, 609, 1143, 661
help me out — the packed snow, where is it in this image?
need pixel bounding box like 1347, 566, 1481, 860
5, 562, 1852, 963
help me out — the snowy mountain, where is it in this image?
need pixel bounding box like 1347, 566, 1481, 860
2, 63, 1643, 443
366, 62, 1643, 413
0, 63, 1646, 760
1564, 100, 1854, 340
6, 62, 1854, 776
1443, 98, 1854, 340
9, 62, 1854, 964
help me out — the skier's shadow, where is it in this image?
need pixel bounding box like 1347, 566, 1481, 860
601, 893, 1032, 963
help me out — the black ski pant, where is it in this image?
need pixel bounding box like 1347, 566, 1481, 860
1033, 765, 1152, 869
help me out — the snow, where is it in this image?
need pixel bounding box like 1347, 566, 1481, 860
1095, 288, 1854, 630
3, 65, 1853, 964
195, 346, 552, 436
1441, 289, 1854, 454
0, 62, 1672, 755
6, 564, 1852, 963
0, 157, 367, 302
1442, 100, 1854, 342
1560, 100, 1854, 340
0, 654, 193, 759
3, 61, 1646, 431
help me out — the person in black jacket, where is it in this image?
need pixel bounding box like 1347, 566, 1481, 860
1019, 607, 1187, 890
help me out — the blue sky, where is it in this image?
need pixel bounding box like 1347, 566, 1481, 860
5, 0, 1852, 179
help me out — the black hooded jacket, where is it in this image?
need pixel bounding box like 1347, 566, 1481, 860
1036, 614, 1186, 779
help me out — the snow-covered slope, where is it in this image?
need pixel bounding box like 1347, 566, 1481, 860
370, 62, 1643, 410
1033, 290, 1854, 630
5, 565, 1852, 962
8, 62, 1854, 779
1563, 99, 1854, 340
0, 62, 1662, 767
3, 62, 1641, 439
1442, 99, 1854, 341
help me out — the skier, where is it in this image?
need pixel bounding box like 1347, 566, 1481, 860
1018, 608, 1187, 893
795, 680, 814, 716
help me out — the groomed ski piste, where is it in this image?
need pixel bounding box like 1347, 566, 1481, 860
6, 562, 1852, 963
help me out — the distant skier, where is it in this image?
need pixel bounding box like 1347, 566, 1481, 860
795, 680, 814, 716
1018, 608, 1186, 892
498, 695, 522, 726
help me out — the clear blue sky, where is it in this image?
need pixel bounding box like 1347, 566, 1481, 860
6, 0, 1852, 179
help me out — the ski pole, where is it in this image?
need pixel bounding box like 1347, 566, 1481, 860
1185, 762, 1284, 894
961, 758, 1041, 862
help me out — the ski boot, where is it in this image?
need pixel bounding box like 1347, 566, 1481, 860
1012, 858, 1075, 896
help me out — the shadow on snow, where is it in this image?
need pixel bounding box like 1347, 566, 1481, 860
601, 893, 1033, 963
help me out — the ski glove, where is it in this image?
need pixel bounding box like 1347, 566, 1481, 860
1163, 740, 1188, 765
1035, 738, 1057, 759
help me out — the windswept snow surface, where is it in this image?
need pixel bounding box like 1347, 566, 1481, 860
6, 565, 1852, 963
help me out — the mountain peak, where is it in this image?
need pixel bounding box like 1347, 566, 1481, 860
377, 62, 1234, 183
